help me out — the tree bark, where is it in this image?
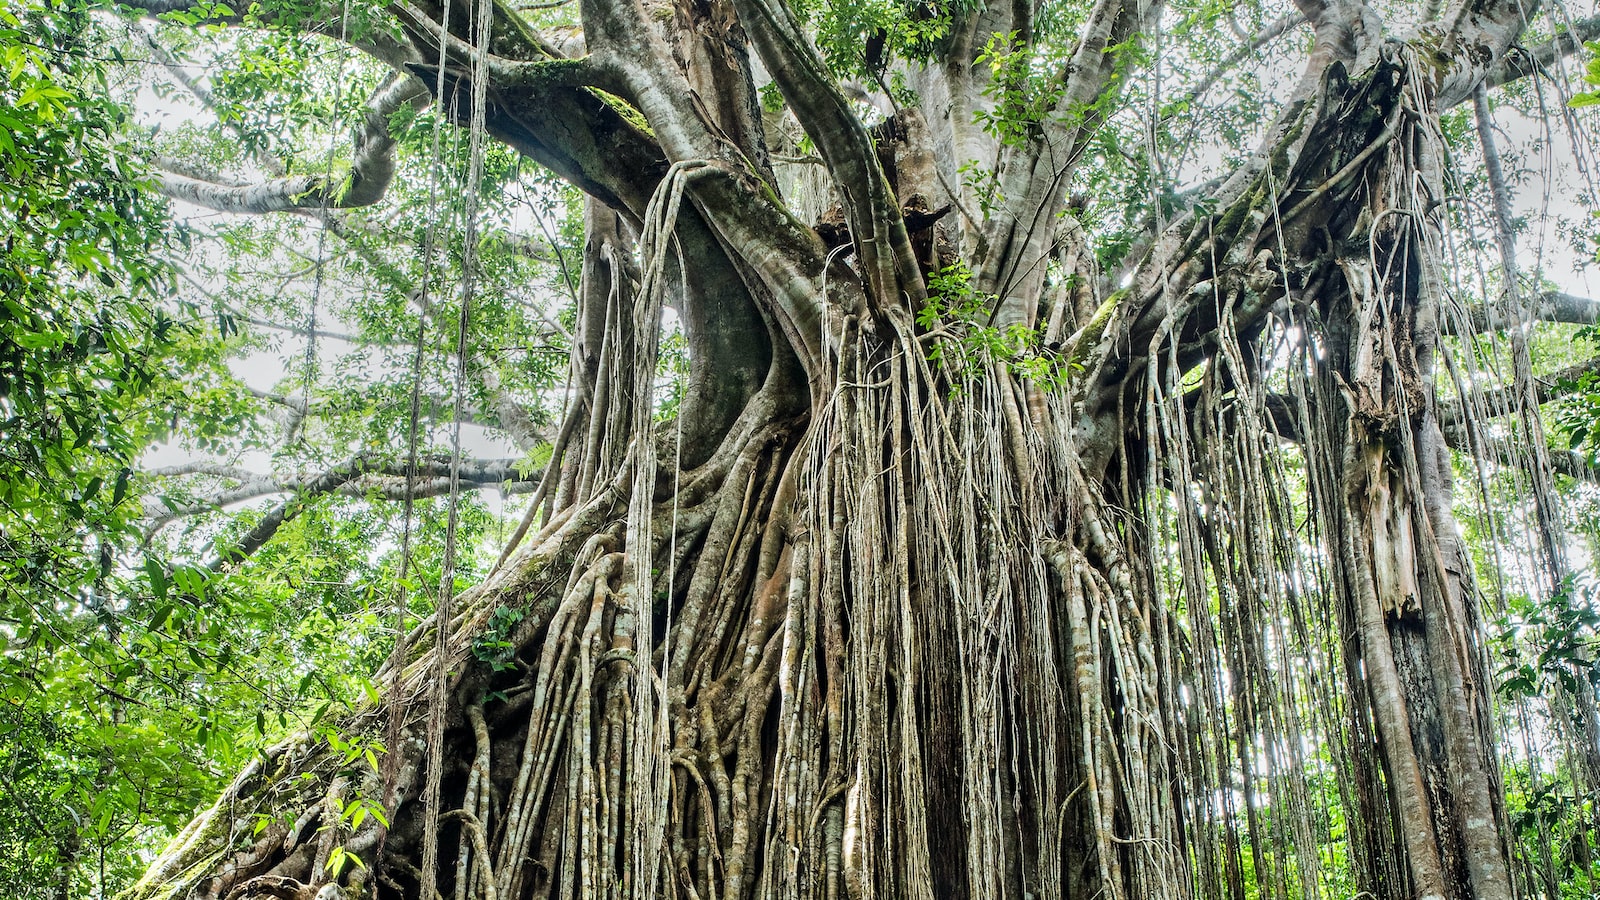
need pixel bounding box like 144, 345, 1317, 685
122, 0, 1546, 898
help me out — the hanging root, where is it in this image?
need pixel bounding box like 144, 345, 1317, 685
130, 43, 1566, 900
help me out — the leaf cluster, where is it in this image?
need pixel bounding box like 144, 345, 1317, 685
916, 263, 1074, 390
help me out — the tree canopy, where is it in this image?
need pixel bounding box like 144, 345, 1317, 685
6, 0, 1600, 897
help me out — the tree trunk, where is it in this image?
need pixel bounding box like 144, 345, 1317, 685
123, 1, 1540, 898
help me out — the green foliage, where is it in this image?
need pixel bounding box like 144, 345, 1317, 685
0, 4, 233, 894
794, 0, 971, 82
973, 32, 1063, 147
472, 604, 526, 672
1493, 575, 1600, 700
1568, 41, 1600, 108
315, 733, 389, 881
0, 0, 173, 504
958, 160, 1003, 217
1502, 764, 1600, 899
971, 29, 1142, 149
2, 1, 568, 893
1480, 553, 1600, 890
916, 263, 1074, 390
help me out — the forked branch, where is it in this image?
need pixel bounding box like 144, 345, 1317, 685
731, 0, 924, 308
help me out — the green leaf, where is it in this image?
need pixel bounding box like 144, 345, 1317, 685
145, 559, 169, 600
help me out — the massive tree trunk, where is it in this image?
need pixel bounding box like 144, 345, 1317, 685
122, 0, 1548, 897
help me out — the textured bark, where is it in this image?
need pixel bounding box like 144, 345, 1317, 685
122, 0, 1556, 897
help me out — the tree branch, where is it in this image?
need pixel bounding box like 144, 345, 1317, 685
1439, 353, 1600, 425
152, 75, 430, 214
115, 0, 420, 71
729, 0, 924, 309
1179, 12, 1309, 110
977, 0, 1163, 313
147, 462, 266, 481
1262, 390, 1599, 480
137, 24, 427, 290
205, 454, 384, 568
139, 453, 538, 566
148, 455, 536, 530
1434, 0, 1540, 107
1447, 290, 1600, 333
1441, 419, 1598, 479
1482, 15, 1600, 91
148, 47, 555, 449
228, 311, 365, 343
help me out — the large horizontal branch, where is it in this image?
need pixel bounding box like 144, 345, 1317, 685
1484, 15, 1600, 90
148, 37, 556, 454
1441, 420, 1598, 479
153, 99, 554, 456
136, 24, 424, 289
1440, 353, 1600, 425
146, 461, 266, 482
410, 64, 666, 221
1259, 353, 1600, 477
1447, 290, 1600, 333
153, 76, 430, 214
148, 454, 537, 539
231, 311, 365, 344
209, 475, 539, 570
198, 454, 540, 569
1260, 391, 1598, 479
382, 0, 643, 206
132, 0, 669, 235
115, 0, 420, 71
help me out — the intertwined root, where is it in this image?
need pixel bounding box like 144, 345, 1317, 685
130, 295, 1174, 900
130, 52, 1531, 900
